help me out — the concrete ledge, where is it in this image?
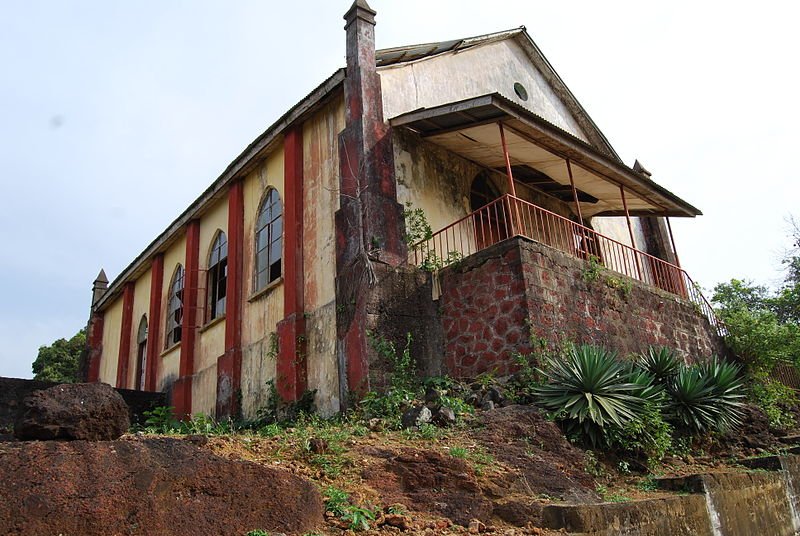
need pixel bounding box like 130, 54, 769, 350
541, 495, 713, 536
543, 463, 800, 536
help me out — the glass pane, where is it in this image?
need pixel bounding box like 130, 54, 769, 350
270, 240, 281, 263
258, 204, 271, 228
218, 276, 227, 299
257, 228, 268, 251
272, 195, 282, 217
257, 250, 268, 273
256, 270, 267, 290
271, 217, 283, 240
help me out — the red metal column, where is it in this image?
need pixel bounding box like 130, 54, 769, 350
174, 220, 200, 418
145, 254, 164, 392
498, 122, 517, 197
620, 185, 643, 279
566, 159, 584, 225
498, 121, 522, 236
217, 179, 245, 417
277, 125, 307, 401
115, 283, 135, 389
665, 217, 682, 268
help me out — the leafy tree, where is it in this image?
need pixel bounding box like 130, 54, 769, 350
31, 329, 86, 383
712, 221, 800, 370
711, 222, 800, 429
712, 279, 800, 369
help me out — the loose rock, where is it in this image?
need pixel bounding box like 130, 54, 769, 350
401, 405, 432, 429
434, 406, 457, 427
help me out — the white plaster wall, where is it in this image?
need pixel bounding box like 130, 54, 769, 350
302, 97, 345, 416
99, 298, 123, 385
127, 268, 152, 389
379, 39, 588, 142
240, 149, 284, 420
157, 234, 187, 392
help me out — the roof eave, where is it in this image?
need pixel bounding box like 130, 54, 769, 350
390, 93, 702, 218
95, 69, 346, 312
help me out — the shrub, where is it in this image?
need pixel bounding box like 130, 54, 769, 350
665, 358, 745, 434
359, 333, 418, 428
748, 369, 797, 430
142, 406, 180, 434
698, 356, 746, 430
606, 402, 673, 465
637, 347, 681, 383
535, 345, 647, 445
323, 486, 375, 532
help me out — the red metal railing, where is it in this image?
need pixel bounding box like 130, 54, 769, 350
410, 194, 724, 335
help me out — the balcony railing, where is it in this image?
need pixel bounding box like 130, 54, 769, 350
410, 194, 724, 335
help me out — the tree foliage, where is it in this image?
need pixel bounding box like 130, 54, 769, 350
31, 329, 86, 383
712, 221, 800, 370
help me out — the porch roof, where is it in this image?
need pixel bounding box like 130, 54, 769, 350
389, 93, 701, 218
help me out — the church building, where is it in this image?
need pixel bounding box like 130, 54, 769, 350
85, 1, 721, 419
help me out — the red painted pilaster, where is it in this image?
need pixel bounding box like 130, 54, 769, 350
115, 283, 135, 389
173, 220, 200, 419
217, 180, 245, 417
335, 1, 406, 402
145, 254, 164, 392
277, 125, 307, 401
86, 312, 105, 382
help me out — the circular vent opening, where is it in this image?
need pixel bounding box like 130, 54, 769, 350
514, 82, 529, 101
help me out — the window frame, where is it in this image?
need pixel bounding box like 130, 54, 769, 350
254, 188, 283, 292
206, 230, 228, 323
135, 315, 148, 390
166, 264, 184, 348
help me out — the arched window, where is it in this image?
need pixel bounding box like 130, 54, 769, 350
254, 188, 283, 291
135, 315, 148, 390
207, 231, 228, 321
166, 264, 184, 347
470, 171, 501, 211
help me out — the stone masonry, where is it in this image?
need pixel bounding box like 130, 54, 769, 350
439, 237, 725, 378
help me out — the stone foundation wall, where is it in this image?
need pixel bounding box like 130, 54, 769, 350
365, 265, 443, 390
438, 237, 725, 378
440, 246, 531, 377
0, 377, 166, 428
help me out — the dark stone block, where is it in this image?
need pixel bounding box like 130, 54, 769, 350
15, 383, 130, 441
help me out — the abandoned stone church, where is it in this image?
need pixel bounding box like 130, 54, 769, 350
84, 1, 722, 419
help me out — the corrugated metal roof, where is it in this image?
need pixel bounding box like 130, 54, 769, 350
376, 28, 525, 67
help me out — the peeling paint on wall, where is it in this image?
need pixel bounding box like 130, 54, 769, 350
379, 39, 589, 142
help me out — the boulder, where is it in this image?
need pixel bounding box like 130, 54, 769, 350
0, 438, 324, 536
14, 383, 130, 441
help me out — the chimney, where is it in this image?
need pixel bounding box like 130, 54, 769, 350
343, 0, 384, 131
337, 0, 404, 264
335, 1, 407, 404
91, 269, 109, 309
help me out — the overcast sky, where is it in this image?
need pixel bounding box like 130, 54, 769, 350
1, 1, 798, 379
